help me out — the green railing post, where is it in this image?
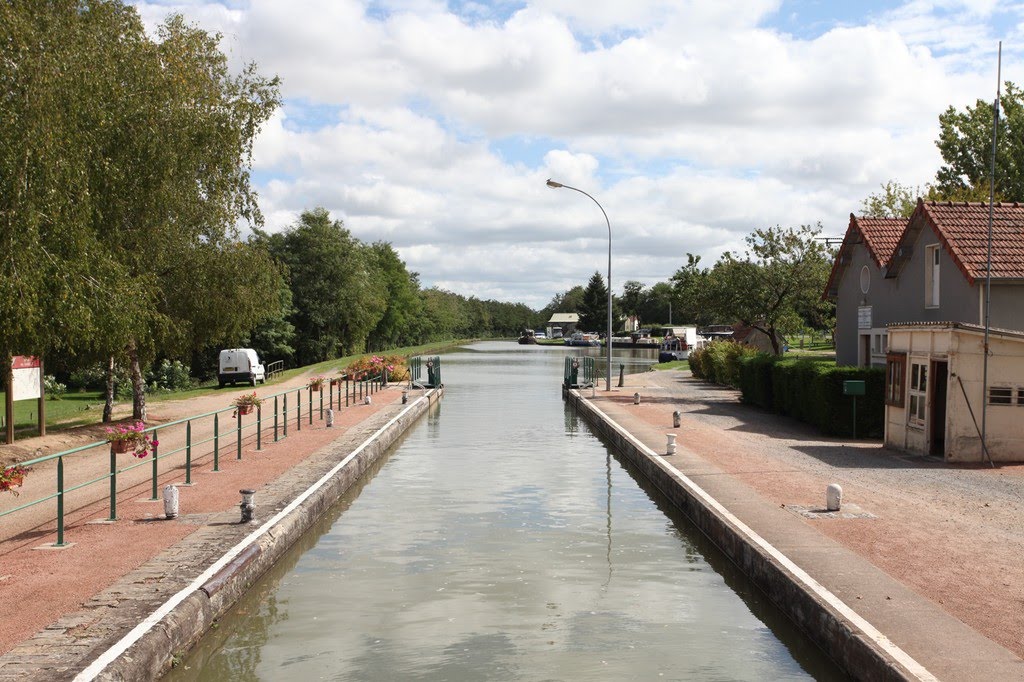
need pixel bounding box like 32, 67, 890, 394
185, 421, 192, 485
257, 405, 262, 451
150, 428, 159, 500
55, 456, 65, 547
297, 390, 302, 431
319, 387, 323, 421
346, 377, 350, 407
213, 413, 220, 472
237, 409, 243, 460
109, 445, 117, 521
309, 388, 313, 425
329, 381, 334, 410
275, 395, 280, 441
283, 394, 288, 437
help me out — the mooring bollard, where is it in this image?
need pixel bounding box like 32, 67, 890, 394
666, 433, 677, 455
402, 388, 408, 404
826, 483, 842, 512
618, 364, 625, 387
633, 392, 641, 405
240, 489, 256, 523
326, 408, 334, 428
673, 410, 681, 428
163, 484, 179, 519
364, 394, 372, 405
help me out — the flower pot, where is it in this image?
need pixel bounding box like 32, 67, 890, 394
110, 440, 132, 454
309, 384, 322, 392
238, 405, 254, 415
8, 474, 23, 488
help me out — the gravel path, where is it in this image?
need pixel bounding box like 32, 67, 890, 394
630, 370, 1024, 659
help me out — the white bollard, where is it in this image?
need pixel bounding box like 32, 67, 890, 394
364, 394, 372, 405
666, 433, 677, 455
163, 484, 179, 520
591, 385, 597, 398
326, 408, 334, 428
826, 483, 842, 512
633, 392, 641, 405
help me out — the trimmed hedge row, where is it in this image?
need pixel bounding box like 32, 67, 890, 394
692, 342, 885, 438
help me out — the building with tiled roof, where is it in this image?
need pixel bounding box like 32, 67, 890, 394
826, 200, 1024, 367
824, 214, 910, 366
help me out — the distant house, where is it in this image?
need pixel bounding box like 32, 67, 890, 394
547, 313, 579, 338
732, 324, 786, 354
825, 201, 1024, 367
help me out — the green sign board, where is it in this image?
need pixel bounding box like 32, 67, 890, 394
843, 380, 866, 396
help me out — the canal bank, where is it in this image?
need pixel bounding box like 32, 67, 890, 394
0, 385, 442, 681
565, 372, 1024, 681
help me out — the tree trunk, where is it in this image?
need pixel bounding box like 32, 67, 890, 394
128, 342, 147, 422
102, 356, 115, 423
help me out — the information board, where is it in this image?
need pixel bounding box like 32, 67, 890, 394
11, 356, 41, 401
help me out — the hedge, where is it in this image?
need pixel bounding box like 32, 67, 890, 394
692, 344, 885, 438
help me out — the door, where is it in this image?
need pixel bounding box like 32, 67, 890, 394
929, 360, 948, 457
861, 334, 872, 367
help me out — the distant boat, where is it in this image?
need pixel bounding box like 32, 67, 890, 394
564, 332, 601, 347
518, 330, 538, 345
658, 335, 690, 362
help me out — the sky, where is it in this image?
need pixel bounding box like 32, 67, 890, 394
130, 0, 1024, 309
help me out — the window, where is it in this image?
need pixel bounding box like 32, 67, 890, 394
925, 244, 940, 308
989, 387, 1013, 405
907, 361, 927, 426
860, 265, 870, 294
1018, 388, 1024, 406
885, 353, 906, 407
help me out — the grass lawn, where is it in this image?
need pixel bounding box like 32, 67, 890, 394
652, 360, 690, 371
2, 339, 476, 437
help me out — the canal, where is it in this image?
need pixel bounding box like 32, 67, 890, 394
167, 341, 843, 680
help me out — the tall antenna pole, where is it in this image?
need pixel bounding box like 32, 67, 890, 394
981, 41, 1001, 466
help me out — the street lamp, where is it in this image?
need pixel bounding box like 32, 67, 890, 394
546, 178, 613, 391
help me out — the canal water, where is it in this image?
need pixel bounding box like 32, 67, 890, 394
167, 342, 843, 681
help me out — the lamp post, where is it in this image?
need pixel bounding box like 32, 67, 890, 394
547, 179, 613, 391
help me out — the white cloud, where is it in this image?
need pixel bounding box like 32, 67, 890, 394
132, 0, 1024, 309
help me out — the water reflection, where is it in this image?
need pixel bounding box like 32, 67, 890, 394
168, 342, 843, 681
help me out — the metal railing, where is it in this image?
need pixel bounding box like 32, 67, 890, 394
410, 356, 441, 388
0, 371, 388, 547
265, 360, 285, 379
564, 355, 596, 388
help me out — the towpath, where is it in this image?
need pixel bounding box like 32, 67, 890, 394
587, 369, 1024, 679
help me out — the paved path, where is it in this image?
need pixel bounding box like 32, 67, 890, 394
588, 369, 1024, 680
0, 381, 415, 679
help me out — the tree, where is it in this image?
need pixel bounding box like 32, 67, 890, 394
669, 254, 711, 325
366, 242, 421, 351
860, 180, 923, 218
702, 225, 832, 355
620, 281, 645, 327
578, 271, 610, 333
261, 208, 386, 365
934, 81, 1024, 200
639, 282, 676, 326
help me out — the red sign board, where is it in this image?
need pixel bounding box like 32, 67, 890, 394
12, 356, 40, 370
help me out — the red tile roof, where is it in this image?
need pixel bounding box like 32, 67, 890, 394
822, 214, 907, 300
856, 216, 905, 267
912, 201, 1024, 282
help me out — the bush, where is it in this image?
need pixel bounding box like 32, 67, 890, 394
147, 359, 195, 393
695, 340, 761, 388
738, 353, 775, 408
689, 345, 707, 380
44, 375, 66, 400
68, 364, 108, 390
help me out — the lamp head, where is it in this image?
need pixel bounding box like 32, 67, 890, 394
546, 179, 563, 188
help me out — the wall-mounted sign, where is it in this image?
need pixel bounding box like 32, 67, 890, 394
11, 356, 41, 401
858, 306, 872, 330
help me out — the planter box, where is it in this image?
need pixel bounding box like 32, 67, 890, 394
110, 440, 132, 454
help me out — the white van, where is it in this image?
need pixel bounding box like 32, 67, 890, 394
218, 348, 266, 387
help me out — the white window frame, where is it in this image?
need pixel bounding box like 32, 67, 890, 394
925, 244, 940, 308
907, 361, 928, 427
